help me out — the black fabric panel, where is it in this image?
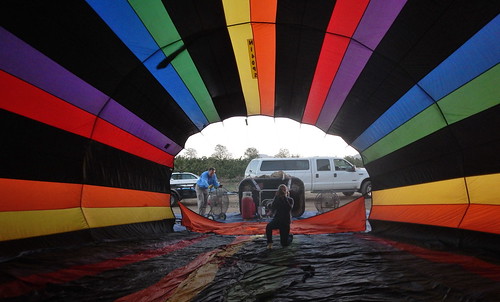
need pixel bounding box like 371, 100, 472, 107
0, 110, 86, 184
89, 219, 174, 241
84, 140, 171, 193
370, 219, 500, 257
0, 219, 175, 263
163, 0, 247, 120
329, 0, 500, 142
275, 0, 335, 122
0, 110, 171, 192
450, 104, 500, 176
1, 0, 197, 145
366, 105, 500, 190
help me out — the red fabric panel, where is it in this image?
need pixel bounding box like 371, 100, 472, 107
302, 0, 369, 124
179, 196, 366, 235
362, 235, 500, 282
0, 70, 94, 137
92, 119, 174, 167
0, 235, 209, 298
459, 204, 500, 235
302, 35, 349, 124
0, 71, 173, 167
370, 204, 468, 228
116, 236, 252, 302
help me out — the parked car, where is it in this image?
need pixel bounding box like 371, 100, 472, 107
171, 172, 199, 186
170, 172, 199, 206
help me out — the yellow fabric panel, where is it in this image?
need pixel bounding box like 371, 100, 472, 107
82, 207, 173, 228
223, 0, 260, 115
223, 0, 249, 25
466, 173, 500, 205
0, 208, 89, 241
373, 178, 468, 205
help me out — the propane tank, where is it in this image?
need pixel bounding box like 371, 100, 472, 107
241, 191, 256, 219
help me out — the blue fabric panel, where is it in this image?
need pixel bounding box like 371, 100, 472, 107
351, 86, 434, 151
351, 17, 500, 152
86, 0, 208, 130
419, 16, 500, 101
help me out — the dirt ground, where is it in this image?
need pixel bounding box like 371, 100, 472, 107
172, 192, 371, 216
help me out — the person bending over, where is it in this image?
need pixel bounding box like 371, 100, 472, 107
195, 167, 220, 216
266, 184, 294, 249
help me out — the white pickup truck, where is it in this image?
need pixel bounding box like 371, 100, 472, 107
244, 157, 371, 196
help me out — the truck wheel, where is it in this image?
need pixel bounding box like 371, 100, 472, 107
361, 181, 372, 198
342, 192, 354, 196
170, 190, 180, 207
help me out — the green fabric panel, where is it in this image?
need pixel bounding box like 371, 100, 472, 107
362, 65, 500, 164
362, 105, 447, 164
440, 64, 500, 124
129, 0, 220, 123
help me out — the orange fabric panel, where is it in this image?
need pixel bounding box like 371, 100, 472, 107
251, 0, 277, 116
459, 204, 500, 234
92, 119, 174, 167
369, 204, 468, 228
0, 178, 82, 211
81, 185, 170, 208
0, 70, 94, 137
180, 196, 366, 235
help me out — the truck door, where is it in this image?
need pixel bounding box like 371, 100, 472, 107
332, 159, 358, 191
312, 158, 335, 191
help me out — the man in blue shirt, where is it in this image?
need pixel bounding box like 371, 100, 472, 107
195, 167, 220, 216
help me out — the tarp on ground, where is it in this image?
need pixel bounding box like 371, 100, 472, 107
179, 196, 366, 235
1, 0, 499, 253
1, 231, 499, 301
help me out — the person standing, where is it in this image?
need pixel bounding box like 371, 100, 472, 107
195, 167, 220, 216
266, 184, 294, 249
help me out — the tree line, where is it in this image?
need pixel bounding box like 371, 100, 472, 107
174, 145, 364, 180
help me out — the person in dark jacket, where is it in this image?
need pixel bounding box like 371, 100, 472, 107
266, 184, 294, 249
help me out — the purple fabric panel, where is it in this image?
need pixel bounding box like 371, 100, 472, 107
353, 0, 407, 49
316, 0, 407, 132
316, 42, 372, 131
1, 27, 181, 155
0, 27, 107, 115
100, 101, 182, 155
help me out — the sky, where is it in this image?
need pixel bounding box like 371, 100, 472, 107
177, 116, 360, 158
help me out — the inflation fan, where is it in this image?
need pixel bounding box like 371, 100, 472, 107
207, 187, 230, 220
314, 192, 340, 213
